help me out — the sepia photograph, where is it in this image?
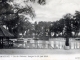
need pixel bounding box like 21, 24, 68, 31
0, 0, 80, 59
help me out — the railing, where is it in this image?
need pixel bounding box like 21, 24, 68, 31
13, 38, 80, 49
21, 40, 66, 49
70, 41, 80, 49
25, 43, 49, 49
23, 41, 80, 49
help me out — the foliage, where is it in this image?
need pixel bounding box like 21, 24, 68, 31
0, 0, 46, 37
49, 12, 80, 37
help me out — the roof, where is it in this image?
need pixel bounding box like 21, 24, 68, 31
0, 26, 14, 37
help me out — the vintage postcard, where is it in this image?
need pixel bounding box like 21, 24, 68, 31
0, 0, 80, 60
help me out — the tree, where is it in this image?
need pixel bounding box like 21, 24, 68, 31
49, 19, 64, 37
49, 13, 73, 47
72, 11, 80, 36
33, 21, 51, 40
0, 0, 46, 37
63, 13, 73, 46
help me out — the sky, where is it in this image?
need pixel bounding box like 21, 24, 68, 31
13, 0, 80, 23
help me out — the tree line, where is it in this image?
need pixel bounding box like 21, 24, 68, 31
1, 0, 80, 40
50, 11, 80, 38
